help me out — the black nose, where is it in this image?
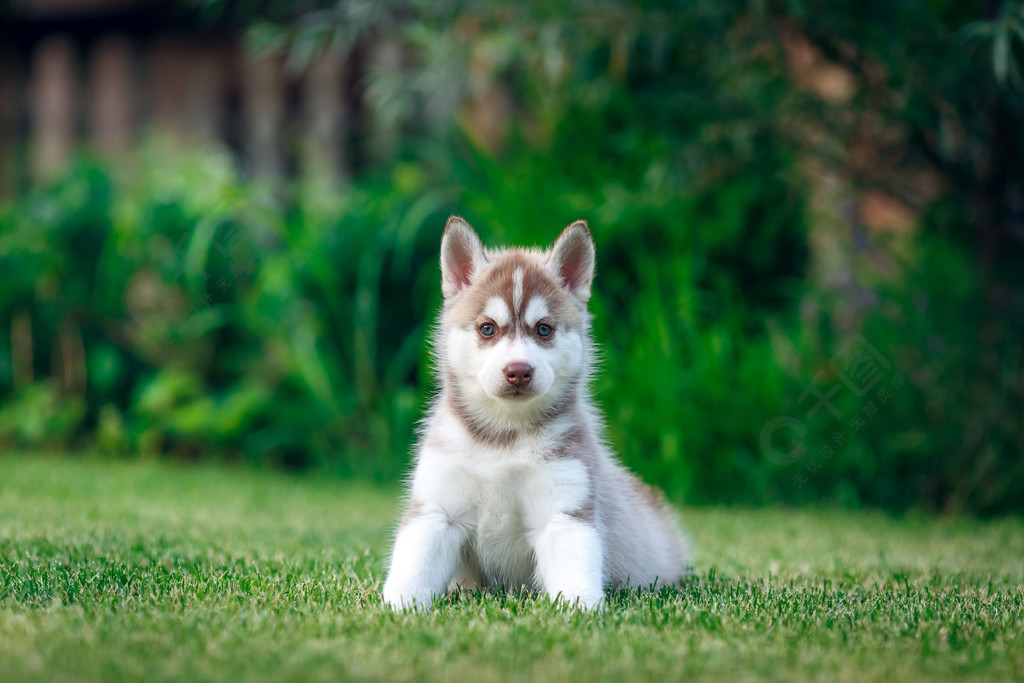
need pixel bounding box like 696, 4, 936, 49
504, 362, 534, 386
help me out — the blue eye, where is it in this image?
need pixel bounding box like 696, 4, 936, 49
536, 323, 552, 337
480, 323, 497, 337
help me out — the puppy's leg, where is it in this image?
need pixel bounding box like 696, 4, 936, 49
383, 503, 467, 610
532, 514, 604, 609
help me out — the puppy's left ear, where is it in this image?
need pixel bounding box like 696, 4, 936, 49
441, 216, 487, 298
547, 220, 595, 302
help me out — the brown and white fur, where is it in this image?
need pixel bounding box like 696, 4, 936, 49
382, 217, 691, 610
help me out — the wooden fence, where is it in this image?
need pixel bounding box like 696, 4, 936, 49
0, 26, 407, 195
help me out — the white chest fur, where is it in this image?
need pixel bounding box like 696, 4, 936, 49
411, 435, 592, 589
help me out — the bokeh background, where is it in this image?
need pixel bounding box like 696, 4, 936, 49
1, 0, 1022, 514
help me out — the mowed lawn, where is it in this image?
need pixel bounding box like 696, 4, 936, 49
0, 456, 1021, 682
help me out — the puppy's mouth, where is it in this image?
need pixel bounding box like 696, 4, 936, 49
497, 387, 539, 400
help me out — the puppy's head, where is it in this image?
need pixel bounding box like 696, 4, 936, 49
439, 217, 594, 430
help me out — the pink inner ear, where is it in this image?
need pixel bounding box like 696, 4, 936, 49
558, 261, 585, 290
452, 257, 475, 289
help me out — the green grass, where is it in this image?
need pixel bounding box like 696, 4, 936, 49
0, 456, 1021, 682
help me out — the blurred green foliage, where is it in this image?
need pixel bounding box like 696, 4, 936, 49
2, 0, 1023, 513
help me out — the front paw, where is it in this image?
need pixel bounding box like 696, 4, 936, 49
382, 580, 432, 611
551, 589, 605, 611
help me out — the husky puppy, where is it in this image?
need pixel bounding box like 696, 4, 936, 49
382, 217, 691, 610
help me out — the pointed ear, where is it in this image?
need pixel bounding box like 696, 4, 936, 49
547, 220, 595, 302
440, 216, 487, 298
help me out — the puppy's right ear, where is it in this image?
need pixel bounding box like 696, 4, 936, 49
441, 216, 487, 298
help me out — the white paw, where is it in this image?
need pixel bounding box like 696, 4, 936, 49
551, 589, 605, 611
382, 582, 433, 611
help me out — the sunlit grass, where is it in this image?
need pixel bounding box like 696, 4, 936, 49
1, 455, 1021, 681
